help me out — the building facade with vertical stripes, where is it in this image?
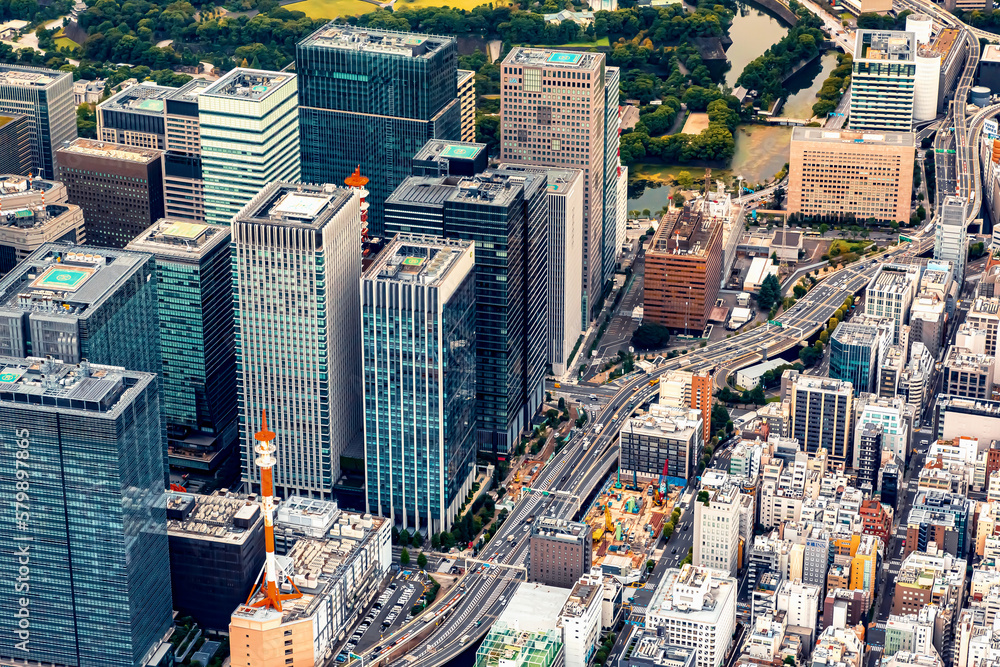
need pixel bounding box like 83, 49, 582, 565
361, 234, 477, 534
0, 65, 76, 180
232, 182, 362, 499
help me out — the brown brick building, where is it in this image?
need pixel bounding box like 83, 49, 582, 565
644, 204, 722, 333
529, 516, 593, 588
56, 138, 164, 248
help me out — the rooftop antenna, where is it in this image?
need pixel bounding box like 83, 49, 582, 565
246, 410, 302, 612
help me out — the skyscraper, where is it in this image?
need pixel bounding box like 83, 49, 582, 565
0, 243, 160, 376
199, 69, 300, 226
297, 25, 461, 237
849, 31, 917, 132
500, 48, 606, 318
602, 65, 622, 285
0, 356, 172, 667
787, 371, 855, 468
0, 114, 31, 176
497, 163, 583, 377
0, 65, 76, 179
935, 195, 968, 282
56, 138, 165, 248
385, 167, 548, 453
362, 234, 477, 534
127, 220, 238, 476
232, 182, 362, 498
830, 320, 891, 396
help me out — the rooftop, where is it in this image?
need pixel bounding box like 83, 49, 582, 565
650, 204, 720, 258
0, 356, 148, 415
532, 516, 589, 541
870, 264, 920, 294
0, 64, 69, 88
168, 78, 212, 104
984, 43, 1000, 62
126, 219, 230, 262
499, 584, 572, 633
626, 405, 701, 438
166, 491, 261, 545
504, 47, 601, 70
365, 234, 473, 287
831, 321, 883, 346
559, 579, 602, 619
0, 203, 77, 232
0, 244, 150, 319
414, 141, 485, 163
300, 24, 453, 58
0, 174, 59, 199
235, 182, 355, 230
944, 345, 995, 373
792, 374, 853, 394
857, 30, 915, 62
201, 68, 294, 102
496, 162, 583, 195
648, 565, 737, 624
791, 127, 915, 146
99, 82, 174, 115
58, 138, 161, 164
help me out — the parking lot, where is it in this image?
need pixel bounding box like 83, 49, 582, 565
335, 571, 428, 662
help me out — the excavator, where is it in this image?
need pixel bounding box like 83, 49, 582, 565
592, 503, 616, 541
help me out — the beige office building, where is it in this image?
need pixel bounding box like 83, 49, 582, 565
500, 48, 606, 317
457, 68, 476, 143
788, 127, 915, 224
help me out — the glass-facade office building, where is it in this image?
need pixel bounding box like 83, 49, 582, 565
829, 321, 886, 396
385, 168, 548, 454
127, 220, 238, 475
0, 357, 172, 667
362, 235, 477, 534
0, 243, 161, 377
297, 25, 461, 237
0, 65, 77, 179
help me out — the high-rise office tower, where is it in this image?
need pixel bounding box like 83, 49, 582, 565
362, 234, 477, 533
0, 356, 172, 667
935, 195, 968, 282
830, 319, 891, 396
0, 65, 76, 179
0, 243, 160, 377
497, 162, 583, 377
96, 80, 212, 222
0, 174, 85, 275
787, 371, 855, 468
199, 69, 299, 225
601, 65, 622, 285
97, 82, 173, 148
297, 25, 461, 237
232, 182, 362, 498
386, 166, 548, 453
500, 48, 606, 318
457, 69, 476, 143
0, 115, 31, 176
865, 264, 920, 345
849, 31, 917, 132
55, 139, 165, 248
127, 220, 238, 476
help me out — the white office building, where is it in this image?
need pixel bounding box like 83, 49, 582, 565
865, 263, 921, 345
935, 195, 968, 282
854, 394, 912, 466
850, 31, 917, 132
693, 483, 742, 577
232, 182, 362, 499
556, 575, 604, 667
199, 68, 300, 225
645, 565, 737, 667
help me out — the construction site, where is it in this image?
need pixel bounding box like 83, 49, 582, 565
584, 471, 684, 576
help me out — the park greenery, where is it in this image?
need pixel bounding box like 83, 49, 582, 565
810, 52, 851, 118
755, 273, 782, 311
735, 10, 824, 109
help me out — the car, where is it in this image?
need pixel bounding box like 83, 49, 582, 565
672, 547, 677, 554
590, 394, 598, 401
337, 654, 348, 663
389, 583, 398, 590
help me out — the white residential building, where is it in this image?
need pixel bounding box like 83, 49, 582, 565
232, 182, 361, 499
854, 393, 913, 465
557, 575, 604, 667
865, 263, 921, 346
776, 579, 821, 640
645, 565, 737, 667
935, 196, 968, 282
693, 484, 742, 577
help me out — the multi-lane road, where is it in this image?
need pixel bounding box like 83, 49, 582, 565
359, 228, 934, 667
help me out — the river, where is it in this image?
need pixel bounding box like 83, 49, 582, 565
626, 4, 840, 215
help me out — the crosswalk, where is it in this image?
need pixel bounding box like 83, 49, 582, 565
868, 645, 884, 656
874, 621, 887, 631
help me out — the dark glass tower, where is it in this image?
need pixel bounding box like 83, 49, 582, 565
297, 25, 461, 237
127, 220, 238, 477
362, 235, 477, 534
0, 357, 172, 667
385, 168, 548, 454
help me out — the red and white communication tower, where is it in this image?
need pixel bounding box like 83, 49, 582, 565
344, 166, 370, 248
246, 410, 301, 611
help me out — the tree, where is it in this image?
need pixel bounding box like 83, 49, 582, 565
400, 548, 410, 566
784, 658, 796, 667
757, 274, 782, 311
770, 251, 779, 265
793, 284, 807, 298
676, 170, 694, 189
417, 552, 428, 569
632, 321, 671, 349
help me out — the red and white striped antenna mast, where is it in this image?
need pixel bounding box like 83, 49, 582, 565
246, 410, 302, 611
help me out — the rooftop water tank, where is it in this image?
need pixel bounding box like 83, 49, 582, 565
971, 86, 991, 107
